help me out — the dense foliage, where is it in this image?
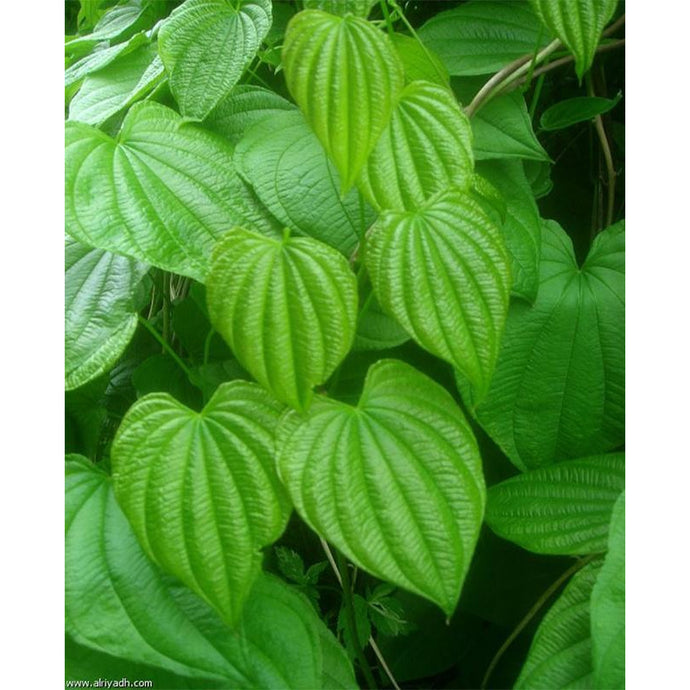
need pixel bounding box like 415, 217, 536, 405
65, 1, 625, 688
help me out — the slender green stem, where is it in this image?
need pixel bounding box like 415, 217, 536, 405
203, 329, 215, 366
386, 0, 448, 85
137, 314, 193, 379
528, 73, 546, 120
162, 272, 171, 345
480, 554, 599, 689
335, 551, 378, 690
379, 0, 394, 35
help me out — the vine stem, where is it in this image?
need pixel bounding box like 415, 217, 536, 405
320, 540, 401, 690
137, 314, 192, 379
480, 554, 599, 689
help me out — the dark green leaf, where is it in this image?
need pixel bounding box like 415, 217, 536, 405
283, 9, 404, 192
354, 292, 410, 351
302, 0, 377, 17
65, 237, 148, 390
158, 0, 272, 120
418, 1, 552, 76
338, 594, 372, 659
540, 94, 622, 131
278, 360, 486, 616
461, 220, 624, 470
486, 453, 625, 555
366, 189, 511, 398
206, 228, 358, 412
111, 382, 291, 626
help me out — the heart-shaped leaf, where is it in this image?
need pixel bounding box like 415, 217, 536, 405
65, 237, 148, 390
418, 1, 553, 76
282, 9, 404, 193
358, 80, 474, 212
591, 492, 625, 689
390, 33, 449, 86
65, 101, 280, 281
366, 189, 511, 398
235, 110, 374, 255
486, 453, 625, 555
530, 0, 619, 80
206, 227, 358, 412
277, 359, 486, 616
66, 455, 352, 688
459, 219, 625, 470
111, 381, 291, 626
515, 560, 602, 688
158, 0, 272, 120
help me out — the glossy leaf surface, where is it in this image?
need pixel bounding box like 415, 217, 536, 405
158, 0, 272, 120
111, 382, 290, 626
530, 0, 619, 79
65, 237, 148, 390
235, 111, 372, 255
462, 220, 625, 470
540, 94, 622, 131
486, 453, 625, 555
283, 9, 404, 192
591, 492, 625, 689
419, 1, 552, 76
65, 102, 278, 281
278, 360, 486, 616
515, 560, 602, 688
358, 80, 474, 212
366, 189, 511, 398
66, 456, 348, 688
206, 228, 358, 411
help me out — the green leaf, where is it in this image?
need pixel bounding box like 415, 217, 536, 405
65, 101, 280, 282
591, 492, 625, 689
366, 189, 511, 398
460, 220, 625, 470
275, 546, 307, 584
418, 1, 552, 76
282, 9, 404, 192
540, 94, 622, 131
111, 381, 291, 626
515, 560, 602, 689
277, 359, 486, 616
158, 0, 272, 120
204, 85, 296, 146
389, 33, 449, 86
354, 292, 410, 351
67, 455, 343, 688
486, 453, 625, 555
131, 354, 202, 409
69, 43, 164, 126
524, 159, 554, 199
65, 237, 148, 390
338, 594, 372, 659
65, 31, 149, 87
235, 110, 373, 255
476, 160, 542, 302
530, 0, 619, 80
302, 0, 377, 17
206, 228, 358, 412
358, 81, 474, 212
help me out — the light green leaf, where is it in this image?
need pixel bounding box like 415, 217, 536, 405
477, 160, 542, 302
206, 228, 358, 412
277, 359, 486, 616
205, 85, 296, 146
283, 9, 404, 192
591, 492, 625, 689
111, 381, 290, 626
460, 219, 625, 470
540, 94, 622, 131
366, 189, 511, 399
358, 81, 474, 212
65, 101, 280, 282
65, 31, 149, 86
69, 43, 164, 126
530, 0, 619, 80
515, 560, 602, 689
354, 292, 410, 351
235, 110, 373, 255
65, 237, 148, 390
302, 0, 377, 17
486, 453, 625, 555
66, 455, 342, 688
389, 33, 449, 86
418, 1, 552, 76
158, 0, 272, 120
